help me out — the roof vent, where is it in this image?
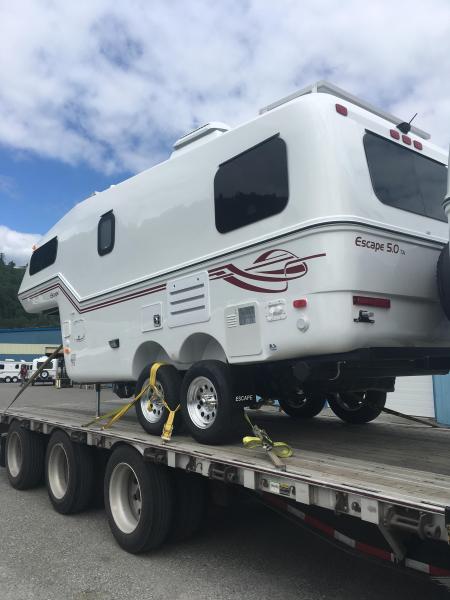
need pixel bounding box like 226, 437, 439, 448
172, 122, 231, 154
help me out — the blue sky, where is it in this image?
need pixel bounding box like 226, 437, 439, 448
0, 145, 130, 234
1, 0, 450, 264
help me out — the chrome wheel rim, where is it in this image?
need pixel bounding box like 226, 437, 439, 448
109, 462, 142, 533
7, 431, 22, 478
139, 378, 165, 423
48, 442, 69, 499
187, 376, 218, 429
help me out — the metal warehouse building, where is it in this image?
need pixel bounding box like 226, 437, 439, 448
0, 327, 62, 361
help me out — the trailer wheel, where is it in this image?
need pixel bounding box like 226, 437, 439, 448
40, 370, 49, 380
11, 376, 18, 383
4, 376, 11, 383
170, 470, 207, 542
328, 391, 386, 424
278, 392, 326, 418
181, 361, 243, 444
104, 445, 174, 553
45, 430, 94, 514
135, 364, 182, 436
6, 421, 45, 490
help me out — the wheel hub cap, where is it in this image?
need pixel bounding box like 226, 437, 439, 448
109, 462, 142, 534
140, 379, 165, 423
187, 376, 218, 429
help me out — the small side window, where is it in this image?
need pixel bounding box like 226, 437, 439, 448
98, 211, 115, 256
29, 237, 58, 275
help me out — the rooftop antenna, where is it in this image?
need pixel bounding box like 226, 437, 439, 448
397, 112, 418, 135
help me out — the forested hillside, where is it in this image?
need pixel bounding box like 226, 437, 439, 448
0, 253, 58, 328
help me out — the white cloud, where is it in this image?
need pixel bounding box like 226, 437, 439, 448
0, 0, 449, 174
0, 225, 40, 266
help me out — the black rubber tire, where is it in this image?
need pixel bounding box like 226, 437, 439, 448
135, 363, 182, 436
40, 370, 49, 380
180, 361, 243, 445
4, 377, 11, 383
170, 470, 207, 542
11, 377, 18, 383
45, 430, 94, 514
92, 448, 109, 508
437, 243, 450, 320
278, 393, 326, 418
104, 445, 174, 553
328, 391, 386, 424
6, 421, 45, 490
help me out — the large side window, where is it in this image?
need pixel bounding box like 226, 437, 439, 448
364, 131, 447, 222
29, 237, 58, 275
98, 210, 115, 256
214, 135, 289, 233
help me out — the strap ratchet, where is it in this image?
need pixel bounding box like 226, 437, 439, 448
242, 412, 293, 470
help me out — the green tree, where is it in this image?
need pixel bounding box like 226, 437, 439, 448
0, 258, 59, 328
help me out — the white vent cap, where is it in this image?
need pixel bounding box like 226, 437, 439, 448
173, 122, 231, 151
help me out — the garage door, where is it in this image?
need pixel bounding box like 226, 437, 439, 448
386, 376, 435, 418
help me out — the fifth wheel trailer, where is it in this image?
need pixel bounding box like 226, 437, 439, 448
18, 81, 450, 444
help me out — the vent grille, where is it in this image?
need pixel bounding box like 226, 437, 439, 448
167, 272, 210, 328
226, 312, 238, 328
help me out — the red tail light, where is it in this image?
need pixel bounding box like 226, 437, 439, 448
390, 129, 400, 140
402, 135, 411, 145
353, 296, 390, 309
335, 103, 348, 116
413, 140, 423, 150
293, 299, 307, 308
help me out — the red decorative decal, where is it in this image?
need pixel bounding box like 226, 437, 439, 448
209, 249, 326, 293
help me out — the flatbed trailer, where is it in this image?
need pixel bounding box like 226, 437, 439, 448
0, 387, 449, 577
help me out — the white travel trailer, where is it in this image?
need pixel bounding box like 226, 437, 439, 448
30, 356, 58, 383
18, 81, 450, 444
0, 360, 32, 383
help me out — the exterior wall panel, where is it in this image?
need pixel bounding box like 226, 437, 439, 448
0, 328, 62, 361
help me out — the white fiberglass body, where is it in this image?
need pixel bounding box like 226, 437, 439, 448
0, 360, 30, 382
30, 356, 57, 381
19, 83, 450, 387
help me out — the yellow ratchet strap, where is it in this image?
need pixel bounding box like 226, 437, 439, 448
161, 400, 181, 442
82, 362, 166, 430
242, 412, 293, 469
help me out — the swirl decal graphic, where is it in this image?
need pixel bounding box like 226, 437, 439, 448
209, 249, 326, 293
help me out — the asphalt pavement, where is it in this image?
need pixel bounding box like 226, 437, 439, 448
0, 384, 448, 599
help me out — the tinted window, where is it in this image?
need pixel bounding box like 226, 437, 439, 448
29, 237, 58, 275
98, 211, 115, 256
364, 131, 447, 222
214, 135, 289, 233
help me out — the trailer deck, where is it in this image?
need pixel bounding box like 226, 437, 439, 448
1, 385, 450, 557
